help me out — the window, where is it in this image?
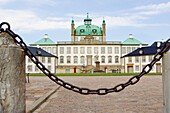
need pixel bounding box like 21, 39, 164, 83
92, 29, 97, 33
127, 47, 131, 53
80, 47, 85, 54
67, 56, 71, 63
101, 47, 105, 54
74, 56, 78, 63
42, 57, 45, 63
42, 47, 46, 51
94, 55, 99, 62
135, 65, 139, 71
101, 56, 105, 63
135, 57, 139, 63
60, 47, 64, 54
115, 47, 119, 54
80, 29, 84, 33
122, 47, 126, 54
74, 47, 78, 54
27, 65, 32, 72
48, 66, 51, 71
80, 56, 85, 64
128, 57, 132, 63
149, 56, 152, 62
47, 47, 51, 53
94, 47, 98, 54
35, 67, 39, 71
142, 65, 145, 69
108, 47, 112, 54
67, 47, 71, 54
47, 57, 51, 63
52, 47, 56, 54
132, 47, 136, 51
87, 47, 92, 54
108, 56, 112, 63
142, 56, 146, 62
60, 56, 64, 63
115, 56, 119, 63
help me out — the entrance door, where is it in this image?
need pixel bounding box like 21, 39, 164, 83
87, 56, 92, 65
127, 66, 133, 73
156, 63, 161, 73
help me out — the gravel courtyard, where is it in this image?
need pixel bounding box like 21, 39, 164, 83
28, 76, 163, 113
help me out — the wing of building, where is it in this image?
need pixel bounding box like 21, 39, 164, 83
26, 14, 162, 74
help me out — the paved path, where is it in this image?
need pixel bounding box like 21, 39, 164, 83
26, 76, 58, 112
32, 76, 163, 113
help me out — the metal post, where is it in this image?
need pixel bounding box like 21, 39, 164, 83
0, 32, 25, 113
27, 73, 30, 83
163, 50, 170, 113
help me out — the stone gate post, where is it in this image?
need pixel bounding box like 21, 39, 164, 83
163, 50, 170, 113
0, 32, 25, 113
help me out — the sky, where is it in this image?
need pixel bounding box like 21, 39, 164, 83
0, 0, 170, 45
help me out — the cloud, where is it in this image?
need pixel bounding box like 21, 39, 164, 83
134, 2, 170, 15
0, 9, 71, 32
0, 2, 170, 33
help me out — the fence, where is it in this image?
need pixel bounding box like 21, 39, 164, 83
0, 22, 170, 113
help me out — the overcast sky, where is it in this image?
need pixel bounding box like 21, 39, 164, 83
0, 0, 170, 44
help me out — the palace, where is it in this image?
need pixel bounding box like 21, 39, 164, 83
26, 14, 162, 74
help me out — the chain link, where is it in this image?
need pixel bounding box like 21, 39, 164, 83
0, 22, 170, 95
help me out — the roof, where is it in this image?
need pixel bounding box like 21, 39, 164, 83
122, 38, 143, 45
28, 47, 57, 58
75, 25, 102, 36
34, 38, 55, 44
75, 14, 103, 36
122, 41, 170, 57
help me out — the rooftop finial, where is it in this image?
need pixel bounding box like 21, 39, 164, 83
102, 17, 106, 24
129, 34, 133, 38
87, 12, 89, 18
71, 17, 74, 24
44, 34, 48, 39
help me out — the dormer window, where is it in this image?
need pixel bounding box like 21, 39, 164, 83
80, 29, 84, 33
92, 29, 97, 33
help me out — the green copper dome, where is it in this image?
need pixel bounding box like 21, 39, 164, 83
75, 25, 102, 36
75, 14, 102, 36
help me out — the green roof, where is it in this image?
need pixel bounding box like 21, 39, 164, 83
122, 38, 143, 44
75, 14, 102, 36
75, 25, 102, 36
34, 38, 55, 44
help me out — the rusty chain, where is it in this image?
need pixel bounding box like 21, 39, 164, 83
0, 22, 170, 95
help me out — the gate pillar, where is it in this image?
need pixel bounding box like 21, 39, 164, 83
0, 32, 25, 113
163, 50, 170, 113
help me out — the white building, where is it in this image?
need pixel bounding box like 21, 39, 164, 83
26, 14, 162, 73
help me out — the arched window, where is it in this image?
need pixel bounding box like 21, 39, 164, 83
101, 56, 105, 63
60, 56, 64, 63
108, 56, 112, 63
74, 56, 78, 64
115, 56, 119, 63
67, 56, 71, 63
80, 56, 85, 64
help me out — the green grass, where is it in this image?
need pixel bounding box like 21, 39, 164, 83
26, 73, 162, 76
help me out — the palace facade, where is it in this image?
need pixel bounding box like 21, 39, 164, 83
26, 14, 162, 74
